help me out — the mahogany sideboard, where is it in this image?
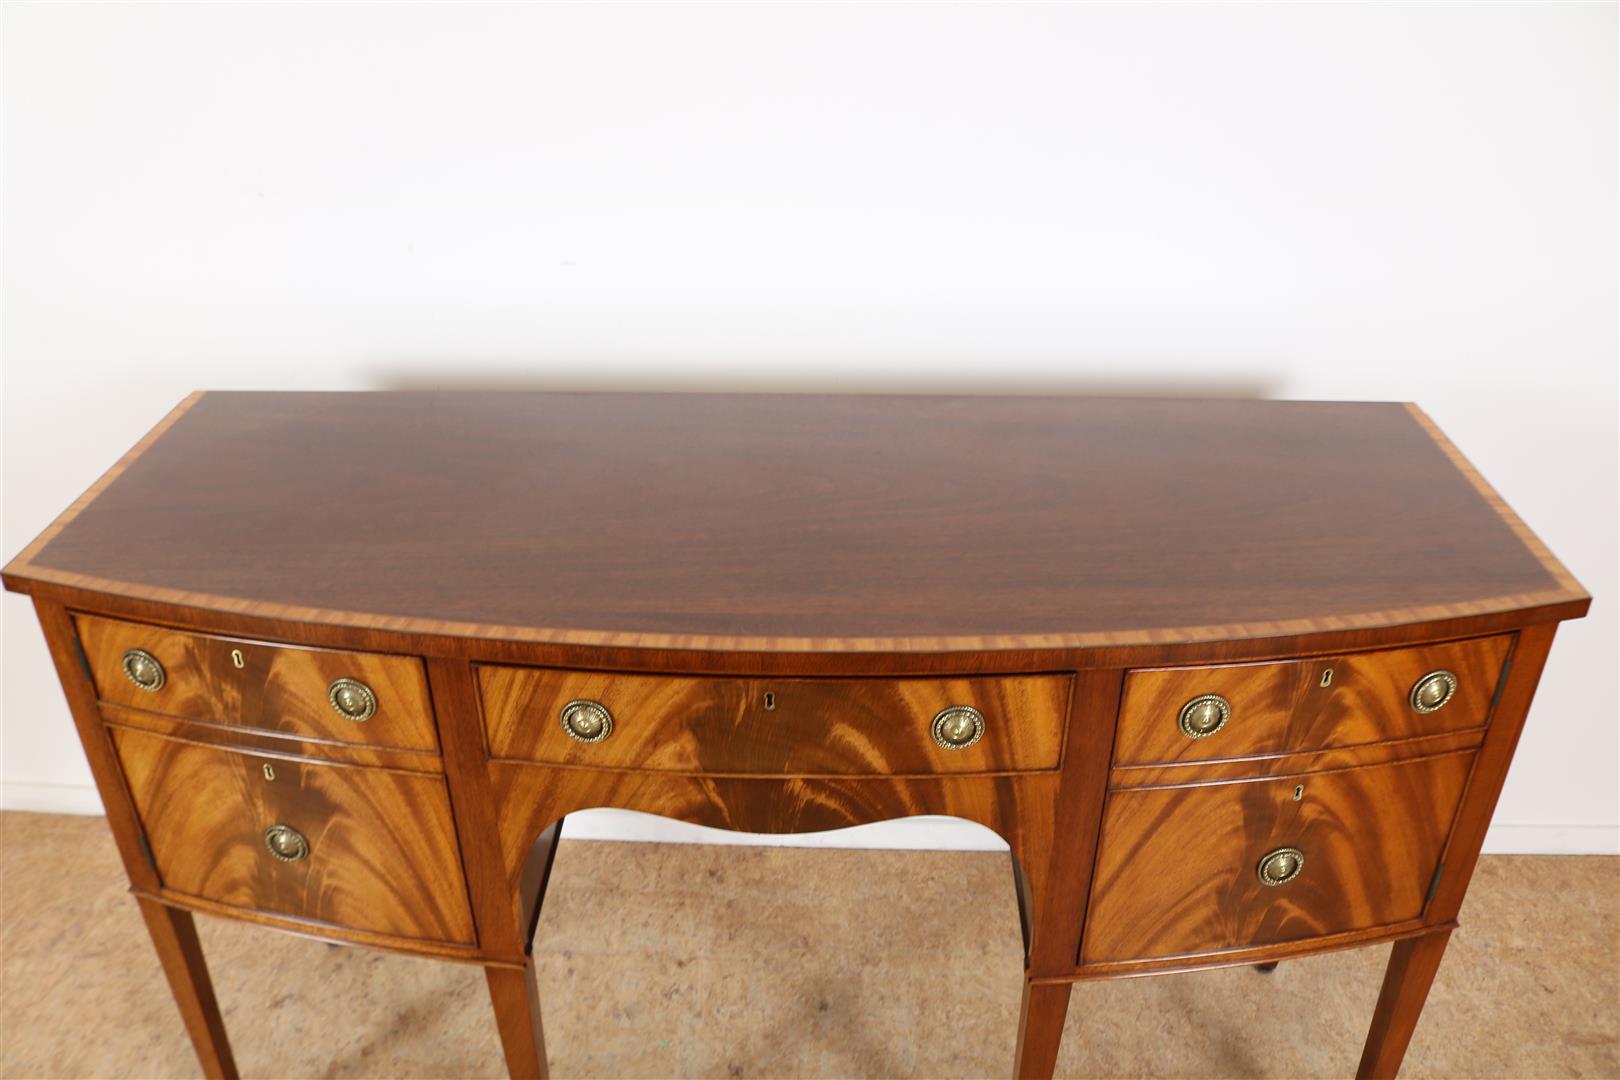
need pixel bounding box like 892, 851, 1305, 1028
3, 392, 1589, 1078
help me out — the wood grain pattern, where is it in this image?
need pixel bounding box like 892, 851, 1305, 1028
1426, 625, 1554, 923
1358, 929, 1455, 1079
1351, 625, 1556, 1079
3, 394, 1587, 653
1023, 670, 1123, 977
479, 666, 1070, 774
487, 962, 549, 1080
1113, 636, 1510, 767
1, 394, 1591, 1080
1109, 726, 1483, 790
100, 702, 443, 773
484, 756, 1070, 1079
78, 613, 438, 752
490, 764, 1060, 904
127, 885, 492, 965
1081, 751, 1474, 964
1015, 982, 1072, 1080
136, 896, 239, 1080
110, 725, 475, 945
1069, 919, 1445, 981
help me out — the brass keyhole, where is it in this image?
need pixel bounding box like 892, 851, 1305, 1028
1320, 668, 1333, 688
1293, 784, 1305, 801
763, 692, 776, 711
263, 763, 276, 782
231, 649, 245, 669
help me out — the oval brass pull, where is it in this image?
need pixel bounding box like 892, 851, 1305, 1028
1409, 670, 1458, 713
264, 824, 310, 863
327, 678, 377, 723
931, 705, 985, 751
559, 699, 614, 744
1178, 694, 1230, 739
1257, 847, 1304, 887
120, 649, 166, 692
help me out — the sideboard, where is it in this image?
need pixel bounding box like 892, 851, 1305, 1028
3, 392, 1588, 1078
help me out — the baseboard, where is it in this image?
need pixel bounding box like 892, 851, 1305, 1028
5, 783, 1616, 855
557, 809, 1012, 850
1480, 824, 1620, 855
2, 782, 105, 816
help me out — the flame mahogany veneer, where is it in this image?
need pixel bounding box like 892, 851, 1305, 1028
4, 392, 1588, 1079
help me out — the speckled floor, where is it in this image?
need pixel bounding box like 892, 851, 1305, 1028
1, 812, 1614, 1079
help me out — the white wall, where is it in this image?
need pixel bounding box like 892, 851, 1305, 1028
3, 2, 1615, 854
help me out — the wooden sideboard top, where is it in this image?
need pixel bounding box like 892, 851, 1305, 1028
2, 392, 1587, 652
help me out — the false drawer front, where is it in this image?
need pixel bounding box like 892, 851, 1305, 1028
1113, 635, 1512, 767
1080, 750, 1474, 964
76, 614, 438, 753
110, 726, 475, 945
478, 666, 1072, 774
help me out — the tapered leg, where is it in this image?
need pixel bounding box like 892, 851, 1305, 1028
136, 897, 238, 1080
487, 960, 548, 1080
1014, 979, 1072, 1079
1357, 930, 1453, 1079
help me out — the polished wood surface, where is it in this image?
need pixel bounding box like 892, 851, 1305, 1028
2, 393, 1584, 652
1358, 930, 1456, 1079
1082, 750, 1474, 963
479, 666, 1071, 774
135, 896, 238, 1080
78, 613, 438, 752
487, 962, 549, 1080
1114, 635, 1511, 766
111, 725, 475, 944
1014, 982, 1073, 1080
99, 701, 444, 773
3, 392, 1589, 1080
1108, 726, 1484, 789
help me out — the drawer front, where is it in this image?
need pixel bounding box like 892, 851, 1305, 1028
111, 726, 474, 945
1113, 635, 1511, 767
77, 614, 437, 753
478, 666, 1072, 774
1081, 751, 1474, 964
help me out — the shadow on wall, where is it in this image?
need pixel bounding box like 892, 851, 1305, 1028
362, 364, 1286, 400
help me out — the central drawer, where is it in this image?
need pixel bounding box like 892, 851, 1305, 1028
110, 726, 475, 945
477, 666, 1072, 774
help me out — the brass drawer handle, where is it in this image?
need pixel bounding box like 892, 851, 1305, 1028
931, 705, 985, 751
1410, 670, 1458, 713
1257, 846, 1304, 887
264, 824, 310, 863
1178, 694, 1230, 739
120, 649, 166, 692
560, 699, 614, 744
327, 678, 377, 723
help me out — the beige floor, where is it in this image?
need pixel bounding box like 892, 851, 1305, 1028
1, 812, 1615, 1079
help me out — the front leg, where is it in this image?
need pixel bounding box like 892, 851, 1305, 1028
1014, 981, 1073, 1079
486, 960, 548, 1080
1010, 670, 1125, 1078
136, 897, 238, 1080
1357, 930, 1453, 1079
